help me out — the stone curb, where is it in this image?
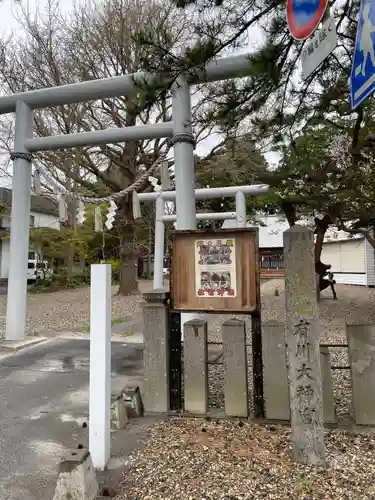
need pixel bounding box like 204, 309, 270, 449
58, 332, 144, 344
0, 336, 49, 354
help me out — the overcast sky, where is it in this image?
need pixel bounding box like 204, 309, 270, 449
0, 0, 280, 185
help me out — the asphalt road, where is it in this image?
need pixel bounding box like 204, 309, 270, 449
0, 338, 143, 500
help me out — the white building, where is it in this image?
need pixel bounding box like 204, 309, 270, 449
0, 188, 59, 280
321, 235, 375, 286
223, 215, 375, 286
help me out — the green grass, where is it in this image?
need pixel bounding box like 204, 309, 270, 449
77, 328, 137, 337
111, 316, 133, 325
296, 478, 315, 493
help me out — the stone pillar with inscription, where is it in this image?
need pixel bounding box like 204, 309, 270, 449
283, 225, 326, 466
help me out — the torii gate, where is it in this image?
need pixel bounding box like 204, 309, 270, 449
0, 53, 265, 470
0, 53, 256, 342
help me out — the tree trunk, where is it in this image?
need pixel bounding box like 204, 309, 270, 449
336, 220, 375, 249
281, 201, 297, 227
282, 206, 333, 301
66, 197, 77, 281
314, 215, 333, 301
65, 161, 78, 281
355, 228, 375, 249
116, 197, 139, 296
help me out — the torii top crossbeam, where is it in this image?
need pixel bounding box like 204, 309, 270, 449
0, 54, 251, 114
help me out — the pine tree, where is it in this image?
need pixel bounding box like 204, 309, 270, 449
138, 0, 375, 278
137, 1, 361, 147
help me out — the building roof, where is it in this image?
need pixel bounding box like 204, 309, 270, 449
0, 187, 58, 216
222, 215, 362, 248
222, 216, 289, 248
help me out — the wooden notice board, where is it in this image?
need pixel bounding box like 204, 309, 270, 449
170, 228, 260, 313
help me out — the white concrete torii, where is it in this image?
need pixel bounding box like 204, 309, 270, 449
0, 51, 268, 471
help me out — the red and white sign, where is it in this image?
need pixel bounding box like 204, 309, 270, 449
287, 0, 329, 40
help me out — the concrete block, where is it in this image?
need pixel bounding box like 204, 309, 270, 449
347, 323, 375, 425
53, 449, 99, 500
122, 385, 144, 418
184, 319, 208, 414
320, 346, 336, 424
0, 337, 47, 353
262, 321, 290, 421
143, 290, 170, 413
111, 395, 128, 430
222, 319, 248, 418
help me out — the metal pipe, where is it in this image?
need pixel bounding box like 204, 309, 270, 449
6, 101, 33, 340
0, 54, 251, 115
162, 211, 236, 222
138, 184, 269, 202
24, 122, 174, 152
320, 344, 348, 348
153, 195, 165, 289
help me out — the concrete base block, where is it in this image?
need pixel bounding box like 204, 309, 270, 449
111, 396, 128, 430
347, 323, 375, 425
222, 319, 248, 418
320, 346, 336, 424
52, 449, 99, 500
262, 321, 290, 421
122, 385, 144, 418
184, 320, 208, 414
143, 290, 170, 413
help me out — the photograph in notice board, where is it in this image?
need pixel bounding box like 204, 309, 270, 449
195, 238, 237, 297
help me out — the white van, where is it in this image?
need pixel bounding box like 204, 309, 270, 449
27, 251, 52, 282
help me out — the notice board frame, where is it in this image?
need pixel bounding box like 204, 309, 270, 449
169, 228, 260, 314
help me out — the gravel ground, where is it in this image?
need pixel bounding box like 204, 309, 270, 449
117, 418, 375, 500
0, 282, 147, 336
115, 280, 375, 499
3, 278, 374, 339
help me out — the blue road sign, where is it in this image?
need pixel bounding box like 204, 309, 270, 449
350, 0, 375, 109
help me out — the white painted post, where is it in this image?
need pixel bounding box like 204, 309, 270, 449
235, 191, 246, 227
89, 264, 112, 470
6, 101, 33, 340
153, 195, 165, 290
